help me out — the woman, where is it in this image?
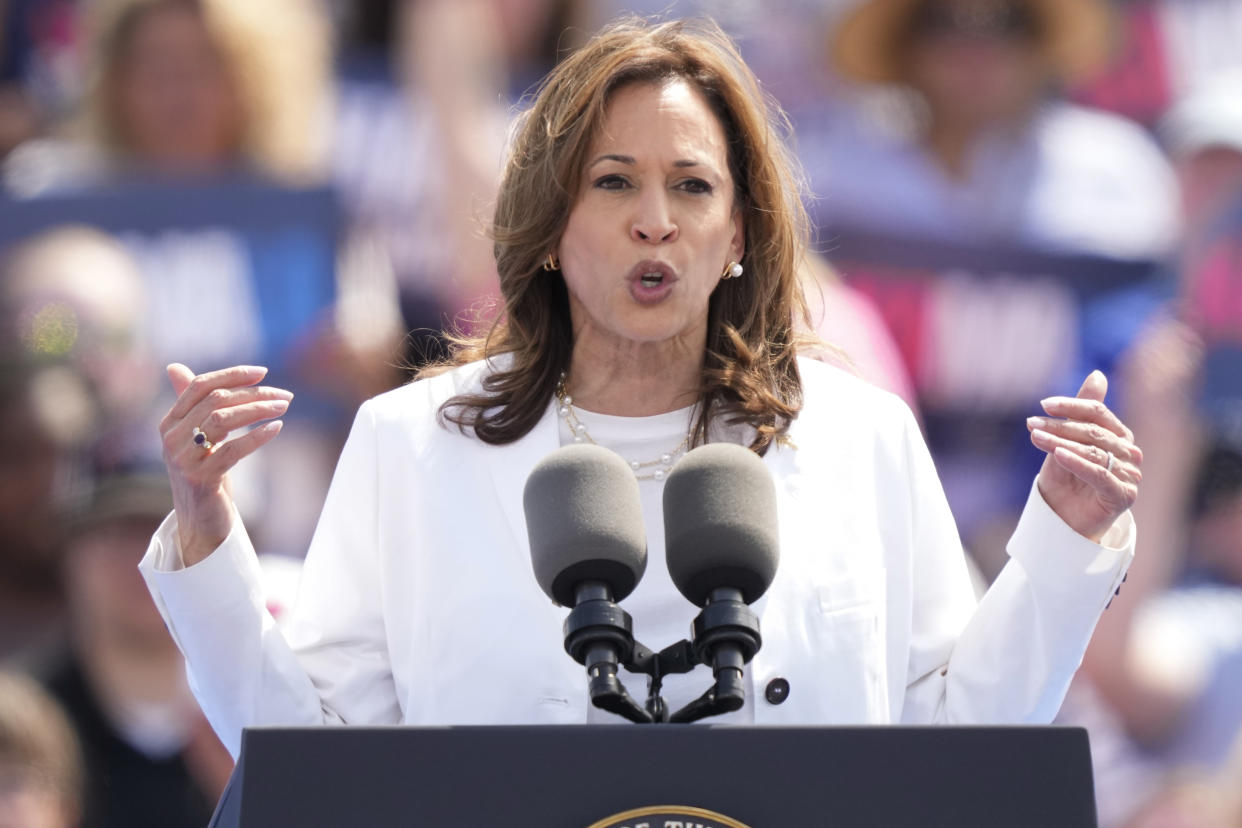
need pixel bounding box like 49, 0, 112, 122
141, 18, 1140, 758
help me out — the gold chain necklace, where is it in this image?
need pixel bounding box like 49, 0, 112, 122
555, 373, 691, 481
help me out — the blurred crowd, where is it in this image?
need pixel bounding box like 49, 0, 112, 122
0, 0, 1240, 825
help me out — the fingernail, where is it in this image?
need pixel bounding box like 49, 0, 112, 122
1031, 428, 1050, 443
1040, 397, 1055, 408
272, 399, 290, 411
1027, 416, 1047, 429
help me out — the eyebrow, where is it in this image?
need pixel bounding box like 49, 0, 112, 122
588, 154, 707, 169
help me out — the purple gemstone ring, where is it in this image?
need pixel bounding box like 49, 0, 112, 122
192, 427, 214, 451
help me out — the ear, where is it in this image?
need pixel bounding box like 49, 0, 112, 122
729, 206, 746, 264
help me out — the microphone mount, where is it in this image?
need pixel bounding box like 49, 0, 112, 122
562, 583, 762, 725
562, 580, 652, 724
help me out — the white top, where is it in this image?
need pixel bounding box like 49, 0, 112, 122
140, 357, 1133, 758
556, 403, 755, 723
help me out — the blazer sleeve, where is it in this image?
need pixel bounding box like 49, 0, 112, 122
139, 401, 401, 757
897, 404, 1134, 724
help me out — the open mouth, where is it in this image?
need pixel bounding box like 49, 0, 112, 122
629, 261, 676, 292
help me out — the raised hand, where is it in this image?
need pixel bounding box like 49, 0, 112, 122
159, 364, 291, 565
1027, 370, 1142, 543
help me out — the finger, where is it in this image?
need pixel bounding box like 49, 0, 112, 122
1027, 416, 1144, 465
1039, 396, 1133, 441
192, 399, 291, 445
1031, 428, 1142, 483
166, 365, 269, 423
175, 386, 294, 440
162, 383, 292, 437
168, 363, 196, 396
201, 420, 284, 473
1075, 369, 1108, 403
1052, 446, 1138, 510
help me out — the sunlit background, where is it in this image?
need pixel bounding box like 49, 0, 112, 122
1, 1, 1240, 826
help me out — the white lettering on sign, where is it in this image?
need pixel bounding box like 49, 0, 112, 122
921, 272, 1077, 409
123, 229, 263, 369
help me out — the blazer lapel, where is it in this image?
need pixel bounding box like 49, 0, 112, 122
487, 401, 561, 563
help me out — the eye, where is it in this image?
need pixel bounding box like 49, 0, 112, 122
676, 178, 714, 195
593, 174, 630, 191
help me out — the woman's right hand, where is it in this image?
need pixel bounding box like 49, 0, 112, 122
160, 364, 292, 566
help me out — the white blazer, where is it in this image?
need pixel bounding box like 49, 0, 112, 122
141, 358, 1133, 757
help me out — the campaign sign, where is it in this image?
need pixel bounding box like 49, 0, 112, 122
827, 227, 1162, 415
826, 228, 1165, 541
0, 176, 339, 381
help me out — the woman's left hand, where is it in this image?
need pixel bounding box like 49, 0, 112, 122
1027, 370, 1142, 543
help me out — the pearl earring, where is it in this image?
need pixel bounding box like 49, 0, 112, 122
721, 261, 743, 279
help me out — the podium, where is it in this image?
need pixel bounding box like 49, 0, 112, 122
210, 725, 1098, 827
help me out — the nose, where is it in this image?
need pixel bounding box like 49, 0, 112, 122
630, 190, 678, 244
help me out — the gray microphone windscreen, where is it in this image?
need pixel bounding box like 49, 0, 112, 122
524, 443, 647, 606
663, 443, 779, 606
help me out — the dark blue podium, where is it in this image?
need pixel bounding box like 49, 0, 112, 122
210, 725, 1098, 827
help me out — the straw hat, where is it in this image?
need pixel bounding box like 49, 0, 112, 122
831, 0, 1116, 85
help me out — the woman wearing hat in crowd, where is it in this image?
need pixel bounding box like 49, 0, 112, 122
815, 0, 1177, 260
140, 17, 1139, 756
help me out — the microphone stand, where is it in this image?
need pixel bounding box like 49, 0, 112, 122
667, 587, 761, 724
563, 585, 762, 725
562, 581, 652, 724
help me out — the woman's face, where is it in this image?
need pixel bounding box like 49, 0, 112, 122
557, 79, 745, 357
111, 3, 243, 169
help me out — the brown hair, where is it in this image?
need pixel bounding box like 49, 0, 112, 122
427, 16, 812, 454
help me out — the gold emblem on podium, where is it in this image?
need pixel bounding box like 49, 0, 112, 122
587, 804, 752, 828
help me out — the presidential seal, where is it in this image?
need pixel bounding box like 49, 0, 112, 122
586, 805, 752, 828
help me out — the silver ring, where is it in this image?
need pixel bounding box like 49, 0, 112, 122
192, 427, 214, 451
1104, 451, 1114, 474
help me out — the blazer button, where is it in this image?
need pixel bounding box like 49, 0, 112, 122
764, 677, 790, 705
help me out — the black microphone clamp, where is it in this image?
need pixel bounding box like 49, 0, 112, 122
665, 586, 762, 722
562, 581, 654, 724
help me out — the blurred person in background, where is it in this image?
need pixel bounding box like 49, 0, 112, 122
4, 0, 329, 190
816, 0, 1177, 260
42, 469, 230, 827
0, 359, 76, 663
327, 0, 588, 369
1057, 70, 1242, 827
4, 0, 411, 560
0, 670, 82, 828
0, 227, 151, 662
1071, 0, 1242, 130
0, 0, 86, 160
1, 226, 156, 458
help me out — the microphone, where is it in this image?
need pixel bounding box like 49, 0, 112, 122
524, 443, 653, 722
663, 443, 779, 720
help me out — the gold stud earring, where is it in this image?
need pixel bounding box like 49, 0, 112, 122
721, 261, 743, 280
543, 254, 560, 271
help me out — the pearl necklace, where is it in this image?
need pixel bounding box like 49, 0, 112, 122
555, 374, 691, 481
